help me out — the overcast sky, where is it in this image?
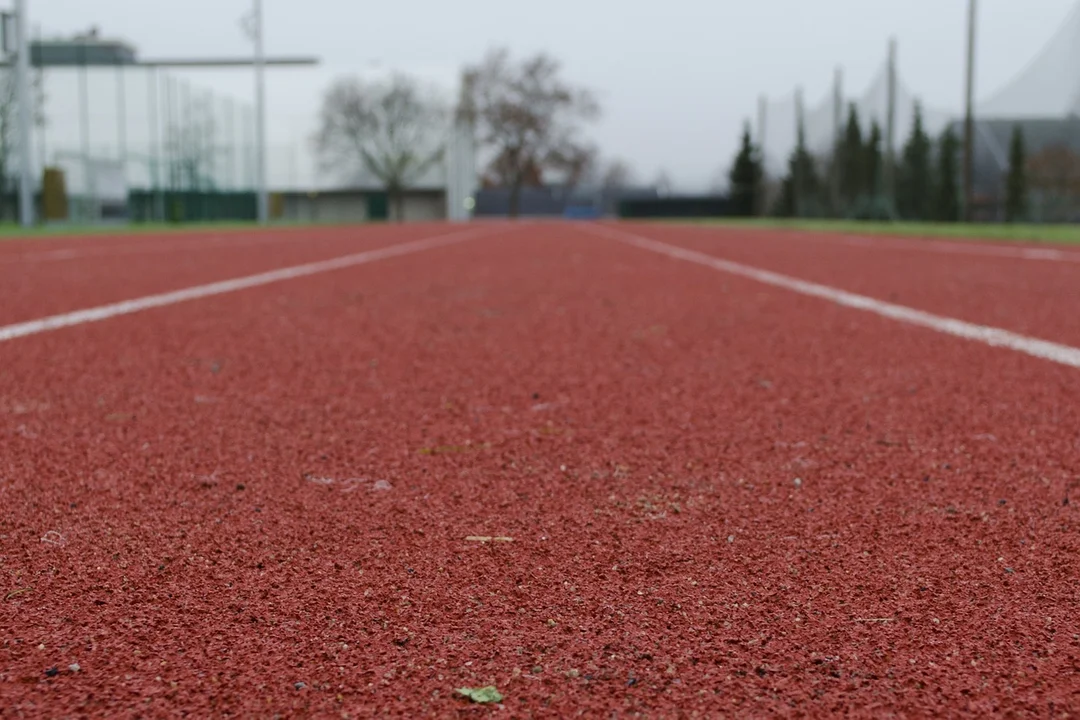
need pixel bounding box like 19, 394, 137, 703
29, 0, 1080, 190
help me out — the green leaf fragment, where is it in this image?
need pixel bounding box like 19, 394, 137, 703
456, 685, 504, 703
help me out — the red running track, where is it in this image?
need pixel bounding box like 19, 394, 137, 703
0, 224, 466, 325
0, 223, 1078, 718
631, 223, 1080, 349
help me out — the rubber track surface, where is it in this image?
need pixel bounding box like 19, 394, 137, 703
646, 224, 1080, 349
0, 224, 458, 325
1, 223, 1078, 718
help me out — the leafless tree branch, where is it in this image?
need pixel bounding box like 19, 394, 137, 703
314, 73, 446, 221
461, 48, 600, 216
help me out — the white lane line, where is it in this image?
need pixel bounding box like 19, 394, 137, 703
586, 224, 1080, 370
818, 233, 1080, 263
677, 223, 1080, 264
0, 226, 495, 344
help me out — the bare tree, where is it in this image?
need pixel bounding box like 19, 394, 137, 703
481, 148, 542, 188
553, 143, 599, 191
601, 159, 636, 190
460, 48, 599, 217
315, 74, 446, 221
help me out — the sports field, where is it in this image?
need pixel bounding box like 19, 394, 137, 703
1, 221, 1078, 717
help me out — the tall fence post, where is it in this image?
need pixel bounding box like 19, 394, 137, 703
756, 94, 767, 216
794, 86, 805, 217
225, 96, 235, 190
78, 39, 92, 222
148, 66, 163, 221
963, 0, 978, 222
832, 66, 843, 214
164, 74, 174, 194
33, 24, 46, 201
116, 64, 126, 179
885, 37, 898, 213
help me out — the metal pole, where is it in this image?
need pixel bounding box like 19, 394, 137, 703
756, 94, 767, 216
203, 90, 213, 189
289, 136, 296, 188
182, 79, 191, 190
832, 68, 842, 143
33, 23, 45, 189
14, 0, 34, 226
447, 120, 460, 221
244, 105, 254, 189
148, 67, 162, 220
225, 96, 234, 190
116, 65, 126, 164
963, 0, 977, 222
79, 39, 92, 222
445, 121, 454, 221
116, 63, 127, 219
832, 67, 842, 214
209, 90, 219, 189
164, 74, 173, 192
253, 0, 268, 223
794, 86, 804, 217
885, 38, 897, 210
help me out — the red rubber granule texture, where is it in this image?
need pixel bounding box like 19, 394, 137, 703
0, 224, 458, 325
0, 224, 1078, 718
632, 223, 1080, 348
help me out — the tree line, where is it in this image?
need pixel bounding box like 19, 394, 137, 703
728, 104, 1030, 223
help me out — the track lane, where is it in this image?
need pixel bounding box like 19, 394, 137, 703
0, 223, 487, 326
629, 223, 1080, 349
777, 228, 1080, 263
0, 224, 358, 260
585, 224, 1080, 369
0, 223, 1077, 717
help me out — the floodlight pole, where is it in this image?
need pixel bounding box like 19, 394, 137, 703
253, 0, 268, 224
14, 0, 34, 226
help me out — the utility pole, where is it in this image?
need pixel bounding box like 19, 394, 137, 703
252, 0, 268, 224
963, 0, 977, 223
14, 0, 34, 226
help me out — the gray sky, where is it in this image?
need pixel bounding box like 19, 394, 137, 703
30, 0, 1080, 190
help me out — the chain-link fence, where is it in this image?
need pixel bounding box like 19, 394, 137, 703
13, 61, 257, 223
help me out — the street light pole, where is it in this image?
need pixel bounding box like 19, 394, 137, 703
14, 0, 34, 227
253, 0, 268, 224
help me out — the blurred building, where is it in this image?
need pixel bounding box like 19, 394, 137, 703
275, 186, 446, 223
473, 184, 660, 218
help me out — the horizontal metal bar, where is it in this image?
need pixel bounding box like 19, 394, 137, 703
0, 56, 320, 68
136, 57, 320, 67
